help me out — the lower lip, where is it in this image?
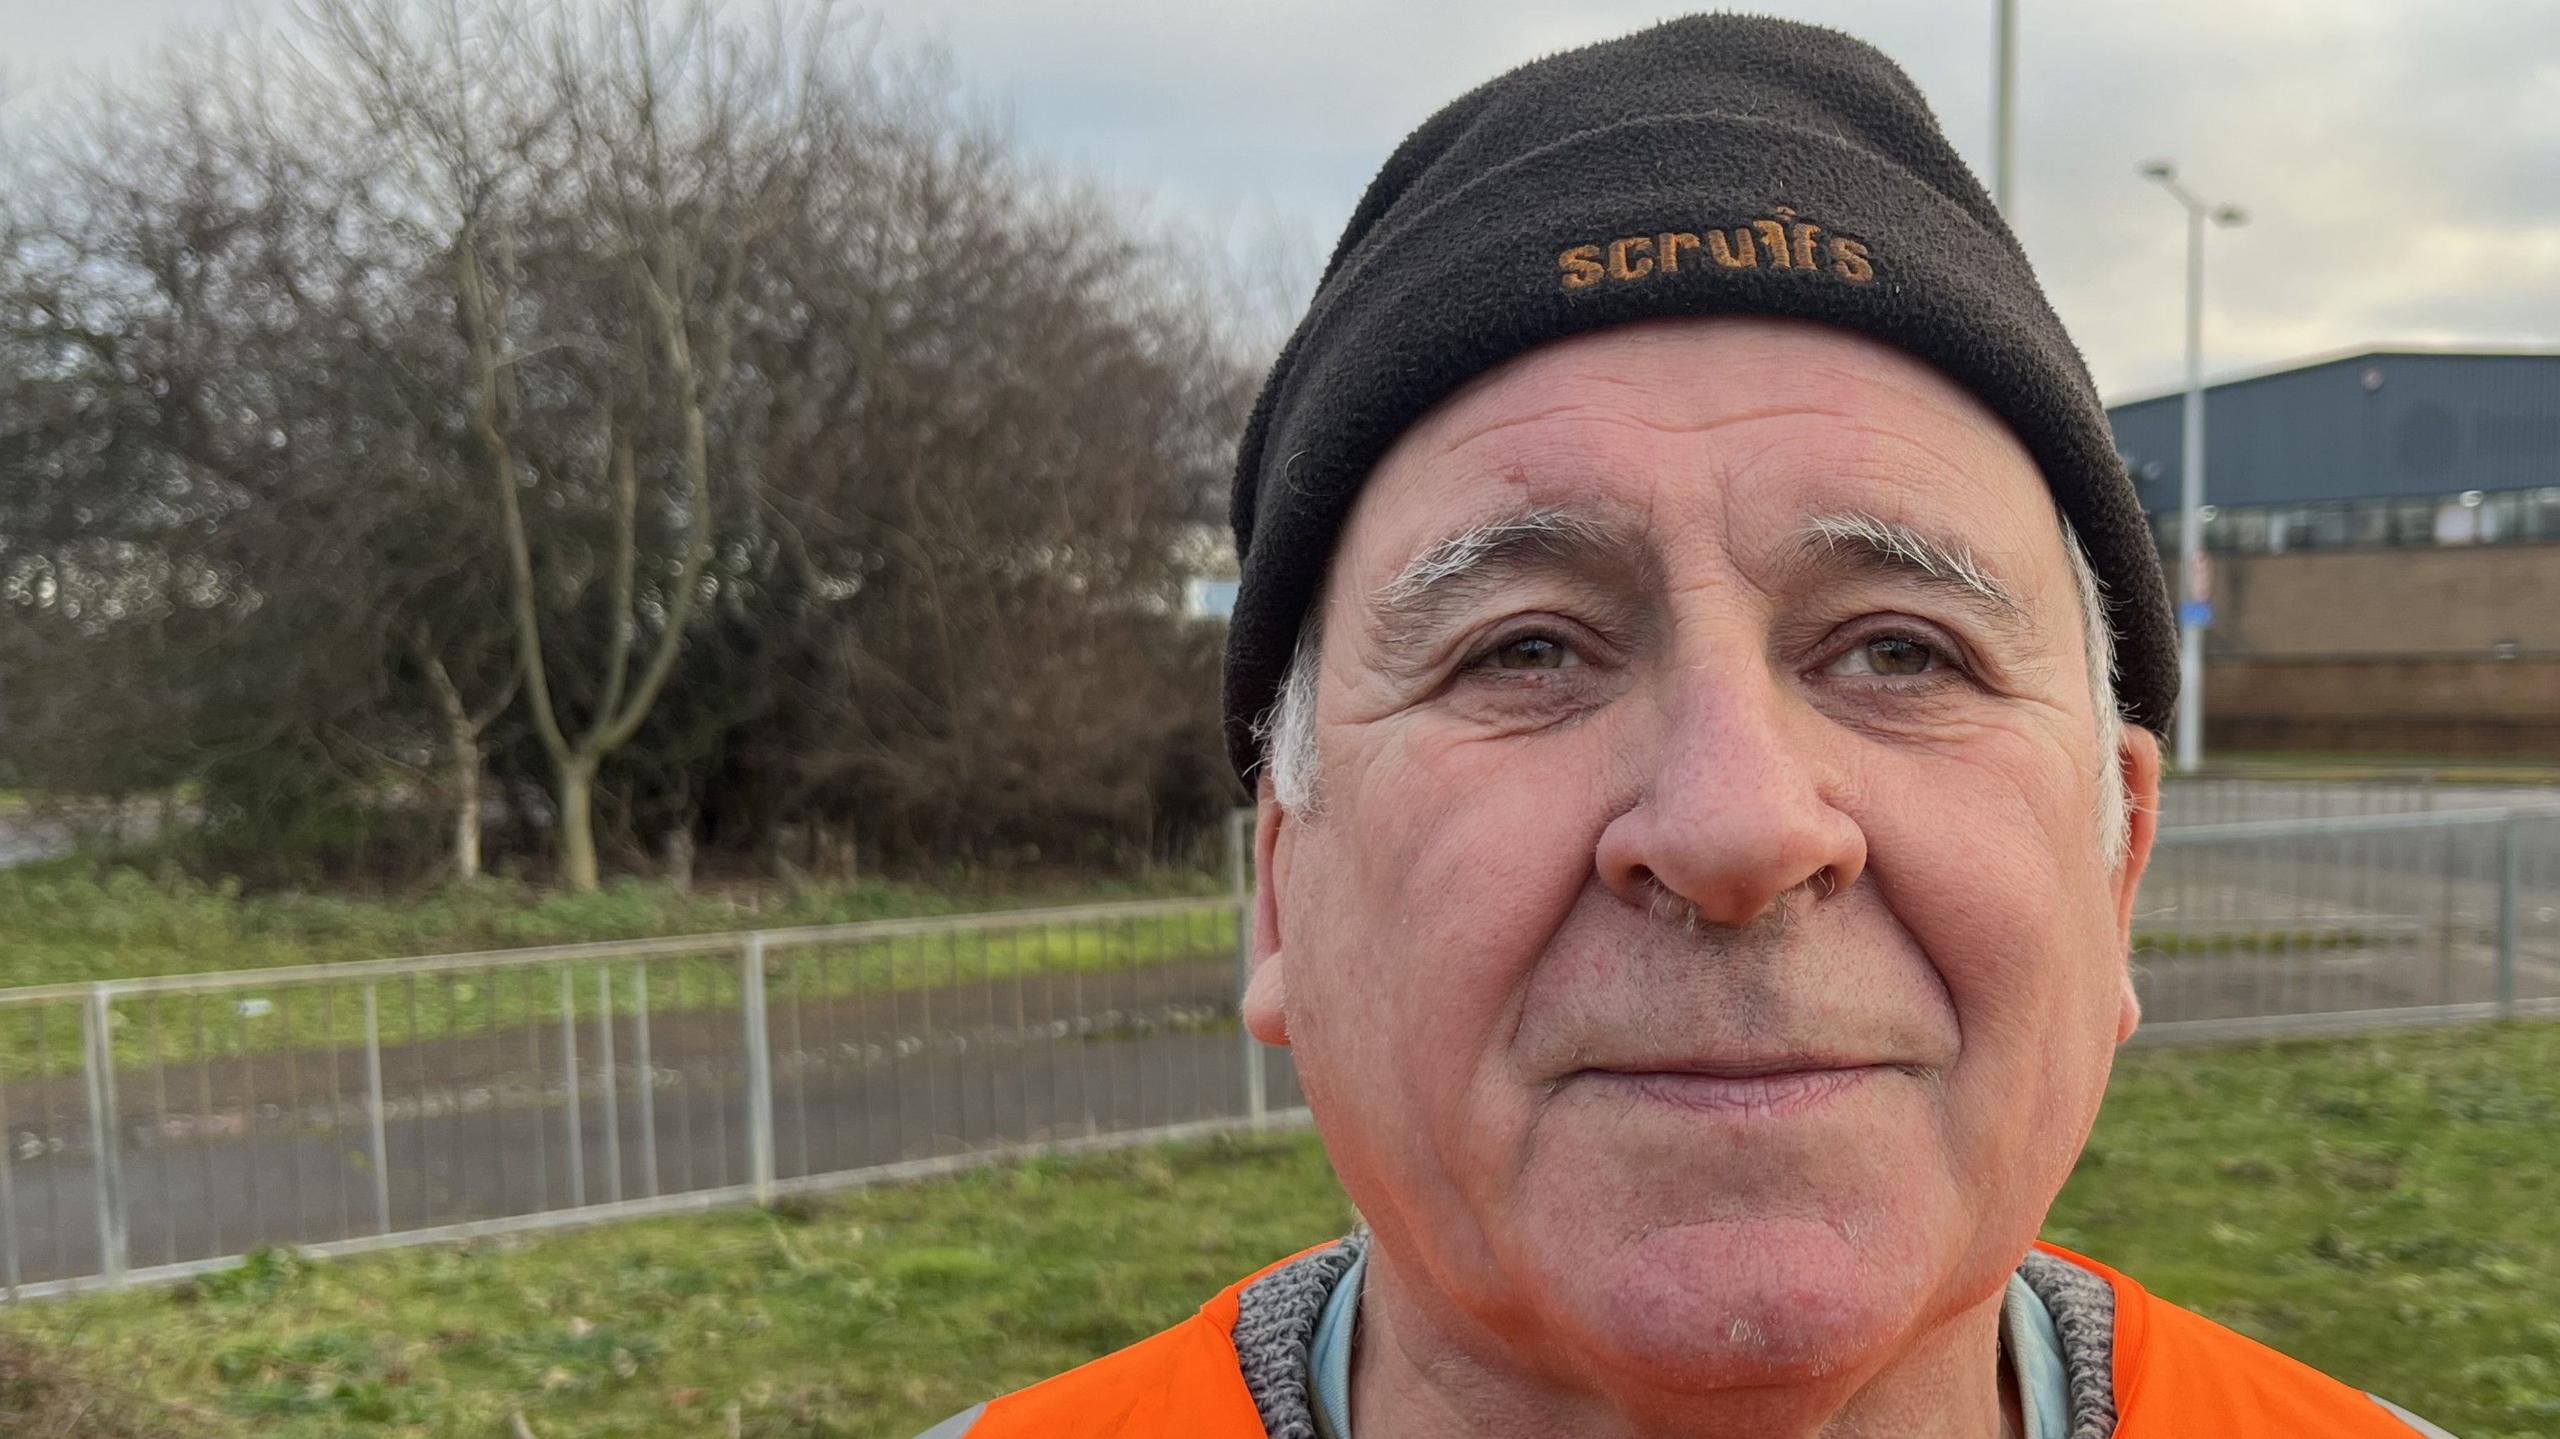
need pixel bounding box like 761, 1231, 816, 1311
1583, 1066, 1886, 1117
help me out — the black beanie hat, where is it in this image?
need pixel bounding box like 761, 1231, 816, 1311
1221, 13, 2176, 783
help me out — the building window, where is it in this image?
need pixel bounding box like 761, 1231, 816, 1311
2525, 488, 2560, 542
2480, 491, 2523, 543
2148, 484, 2560, 556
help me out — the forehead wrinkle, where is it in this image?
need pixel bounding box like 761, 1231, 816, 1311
1822, 417, 2017, 492
1428, 398, 1863, 472
1416, 400, 1628, 463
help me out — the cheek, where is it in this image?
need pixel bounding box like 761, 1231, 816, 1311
1856, 740, 2124, 1169
1286, 729, 1612, 1189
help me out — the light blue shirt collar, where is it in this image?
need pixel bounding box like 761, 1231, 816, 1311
1310, 1247, 1364, 1439
2002, 1269, 2073, 1439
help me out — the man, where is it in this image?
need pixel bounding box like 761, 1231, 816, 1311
924, 15, 2455, 1438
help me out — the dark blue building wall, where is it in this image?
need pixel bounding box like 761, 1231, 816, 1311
2108, 351, 2560, 515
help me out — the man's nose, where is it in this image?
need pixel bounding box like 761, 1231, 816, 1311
1593, 662, 1868, 928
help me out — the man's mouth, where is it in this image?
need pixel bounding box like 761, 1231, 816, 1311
1570, 1060, 1891, 1117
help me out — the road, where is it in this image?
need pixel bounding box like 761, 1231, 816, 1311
0, 961, 1300, 1289
2136, 814, 2560, 1024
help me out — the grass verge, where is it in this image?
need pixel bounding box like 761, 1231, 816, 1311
1, 862, 1225, 988
6, 1023, 2557, 1437
0, 865, 1234, 1081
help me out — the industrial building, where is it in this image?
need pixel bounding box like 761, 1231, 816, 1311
2109, 347, 2560, 756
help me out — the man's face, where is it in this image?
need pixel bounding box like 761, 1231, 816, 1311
1250, 317, 2160, 1391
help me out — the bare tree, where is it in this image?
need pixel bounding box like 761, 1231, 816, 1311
1, 27, 536, 881
2, 0, 1256, 888
310, 0, 874, 889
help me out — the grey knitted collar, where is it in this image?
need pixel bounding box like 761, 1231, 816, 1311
1234, 1234, 2120, 1438
2015, 1248, 2121, 1439
1233, 1236, 1365, 1439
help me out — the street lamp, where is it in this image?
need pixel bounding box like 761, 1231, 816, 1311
1992, 0, 2017, 214
2140, 160, 2246, 774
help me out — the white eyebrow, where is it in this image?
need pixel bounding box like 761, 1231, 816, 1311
1374, 507, 1622, 607
1359, 505, 2025, 664
1799, 511, 2024, 619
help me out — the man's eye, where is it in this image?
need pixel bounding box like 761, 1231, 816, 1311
1483, 634, 1577, 671
1828, 635, 1943, 678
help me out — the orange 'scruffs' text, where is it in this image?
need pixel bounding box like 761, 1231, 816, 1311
1559, 207, 1874, 291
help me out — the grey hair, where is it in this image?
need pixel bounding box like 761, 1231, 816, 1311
1257, 518, 2136, 867
2064, 520, 2133, 868
1252, 594, 1328, 816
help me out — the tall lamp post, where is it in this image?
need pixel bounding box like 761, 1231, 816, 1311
1992, 0, 2017, 214
2140, 161, 2246, 774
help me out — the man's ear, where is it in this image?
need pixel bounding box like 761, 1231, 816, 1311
1241, 769, 1293, 1047
2113, 726, 2164, 1044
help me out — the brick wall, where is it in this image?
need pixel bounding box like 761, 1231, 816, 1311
2195, 542, 2560, 756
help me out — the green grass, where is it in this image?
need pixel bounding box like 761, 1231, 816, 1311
2134, 926, 2392, 957
0, 864, 1235, 1080
7, 1133, 1360, 1438
7, 1023, 2557, 1437
1, 861, 1226, 988
2047, 1023, 2560, 1438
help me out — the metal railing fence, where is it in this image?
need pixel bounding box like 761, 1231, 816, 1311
0, 862, 1304, 1301
5, 796, 2557, 1299
2153, 773, 2552, 828
2134, 804, 2560, 1041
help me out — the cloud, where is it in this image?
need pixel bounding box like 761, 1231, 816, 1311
18, 0, 2560, 397
898, 0, 2560, 396
1995, 0, 2560, 392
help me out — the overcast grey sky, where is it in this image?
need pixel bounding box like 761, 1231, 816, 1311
6, 0, 2556, 397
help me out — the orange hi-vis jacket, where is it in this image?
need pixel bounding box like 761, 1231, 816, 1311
933, 1241, 2447, 1438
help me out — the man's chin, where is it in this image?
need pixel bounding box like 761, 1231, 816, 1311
1515, 1217, 1931, 1390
